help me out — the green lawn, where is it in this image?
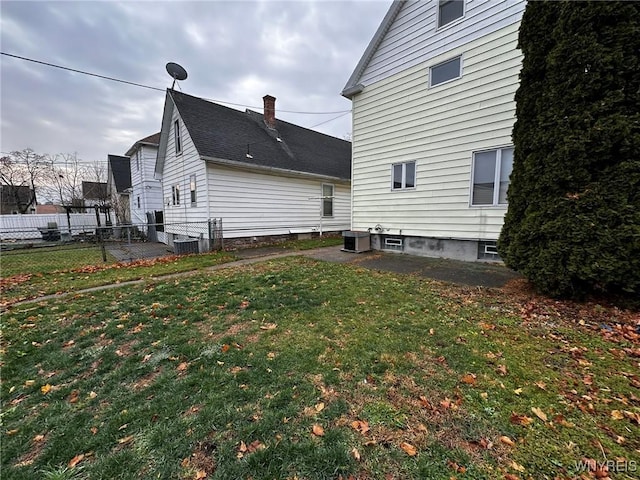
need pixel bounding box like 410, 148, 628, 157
1, 245, 117, 278
1, 257, 638, 479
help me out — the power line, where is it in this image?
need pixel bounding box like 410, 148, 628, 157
1, 51, 353, 115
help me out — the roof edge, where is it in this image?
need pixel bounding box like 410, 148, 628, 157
341, 0, 405, 95
202, 156, 351, 183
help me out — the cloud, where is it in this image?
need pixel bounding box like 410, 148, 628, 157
0, 0, 390, 161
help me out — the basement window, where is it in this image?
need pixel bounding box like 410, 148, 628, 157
384, 237, 403, 252
477, 241, 500, 261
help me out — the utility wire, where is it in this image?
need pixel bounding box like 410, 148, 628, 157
1, 51, 352, 115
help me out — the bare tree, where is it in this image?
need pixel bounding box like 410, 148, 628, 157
44, 153, 88, 208
0, 149, 47, 213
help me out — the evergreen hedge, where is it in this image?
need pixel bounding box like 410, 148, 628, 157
498, 1, 640, 301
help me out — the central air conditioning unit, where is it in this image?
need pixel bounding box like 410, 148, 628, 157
174, 239, 199, 255
342, 231, 371, 253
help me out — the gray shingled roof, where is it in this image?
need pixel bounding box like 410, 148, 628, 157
170, 90, 351, 180
125, 132, 160, 156
107, 155, 131, 192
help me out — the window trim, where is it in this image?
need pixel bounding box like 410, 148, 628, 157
174, 119, 182, 155
321, 183, 334, 218
437, 0, 465, 30
429, 55, 463, 88
189, 174, 197, 206
469, 146, 513, 207
391, 161, 417, 191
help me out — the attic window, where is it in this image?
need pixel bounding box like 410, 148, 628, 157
174, 119, 182, 155
438, 0, 464, 28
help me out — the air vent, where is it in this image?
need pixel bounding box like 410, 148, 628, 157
174, 239, 199, 255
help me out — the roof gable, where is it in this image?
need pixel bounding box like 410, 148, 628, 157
162, 90, 351, 180
107, 155, 131, 192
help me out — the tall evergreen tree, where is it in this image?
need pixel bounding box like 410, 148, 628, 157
498, 1, 640, 300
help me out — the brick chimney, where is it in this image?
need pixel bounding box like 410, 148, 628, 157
263, 95, 276, 129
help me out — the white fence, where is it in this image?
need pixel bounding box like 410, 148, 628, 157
0, 213, 105, 240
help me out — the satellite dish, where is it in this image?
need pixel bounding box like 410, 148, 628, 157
166, 62, 188, 89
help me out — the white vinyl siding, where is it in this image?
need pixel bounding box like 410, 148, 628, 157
350, 22, 522, 240
207, 165, 350, 238
358, 0, 524, 87
129, 144, 162, 225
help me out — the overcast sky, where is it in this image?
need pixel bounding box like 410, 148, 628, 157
0, 0, 391, 164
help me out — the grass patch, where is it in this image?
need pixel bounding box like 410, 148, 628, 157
1, 244, 116, 277
2, 257, 638, 479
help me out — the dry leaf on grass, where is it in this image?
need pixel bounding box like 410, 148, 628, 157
399, 442, 417, 456
312, 424, 325, 436
531, 407, 548, 422
499, 436, 515, 447
68, 453, 84, 468
461, 373, 477, 385
351, 420, 370, 434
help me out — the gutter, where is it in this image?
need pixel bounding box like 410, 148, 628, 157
201, 155, 351, 184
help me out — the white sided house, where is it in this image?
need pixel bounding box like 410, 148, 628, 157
155, 90, 352, 250
125, 133, 163, 226
342, 0, 525, 261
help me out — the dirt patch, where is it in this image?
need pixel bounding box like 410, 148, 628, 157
13, 435, 47, 468
181, 439, 216, 479
131, 367, 163, 391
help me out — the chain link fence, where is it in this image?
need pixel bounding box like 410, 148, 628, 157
0, 218, 221, 278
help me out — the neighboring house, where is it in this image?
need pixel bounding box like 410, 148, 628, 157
0, 185, 35, 214
125, 132, 162, 226
36, 203, 66, 214
81, 181, 109, 207
342, 0, 525, 261
107, 155, 132, 224
155, 90, 352, 249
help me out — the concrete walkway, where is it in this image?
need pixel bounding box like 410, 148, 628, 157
9, 246, 521, 307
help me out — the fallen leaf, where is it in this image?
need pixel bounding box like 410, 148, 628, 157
461, 373, 477, 385
531, 407, 548, 422
260, 323, 277, 330
312, 424, 325, 436
513, 388, 523, 395
177, 362, 189, 372
33, 434, 45, 442
510, 461, 525, 472
88, 391, 97, 399
447, 460, 467, 473
118, 435, 134, 444
68, 454, 84, 468
400, 442, 417, 456
6, 429, 19, 435
68, 390, 80, 403
504, 474, 520, 480
221, 344, 230, 353
41, 384, 52, 394
499, 436, 515, 447
90, 427, 98, 435
351, 447, 361, 461
195, 470, 207, 480
315, 402, 325, 412
351, 420, 370, 434
496, 365, 508, 376
510, 413, 533, 426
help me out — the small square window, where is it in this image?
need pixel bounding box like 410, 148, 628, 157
430, 56, 462, 87
392, 162, 416, 190
438, 0, 464, 28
